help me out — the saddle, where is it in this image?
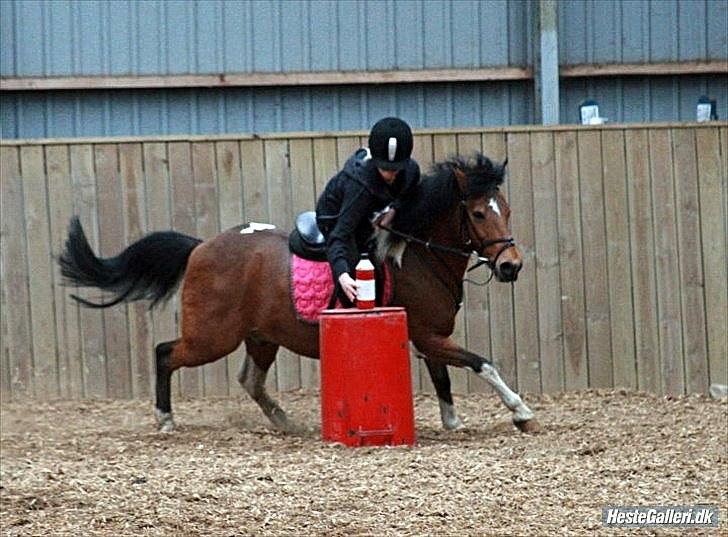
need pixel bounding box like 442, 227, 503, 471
288, 211, 327, 261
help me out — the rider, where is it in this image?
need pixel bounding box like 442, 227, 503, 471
316, 117, 420, 307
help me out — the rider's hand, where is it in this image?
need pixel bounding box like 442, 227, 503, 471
338, 273, 358, 302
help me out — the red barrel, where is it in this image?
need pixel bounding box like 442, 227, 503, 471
320, 307, 415, 447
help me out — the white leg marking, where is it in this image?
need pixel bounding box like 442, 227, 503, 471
477, 362, 534, 423
155, 409, 175, 433
438, 398, 464, 430
238, 356, 297, 432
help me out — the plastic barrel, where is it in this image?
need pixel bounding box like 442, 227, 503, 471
320, 307, 415, 447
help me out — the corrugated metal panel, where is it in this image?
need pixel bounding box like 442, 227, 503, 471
559, 74, 728, 123
4, 73, 725, 139
559, 0, 728, 64
0, 0, 530, 77
0, 81, 534, 139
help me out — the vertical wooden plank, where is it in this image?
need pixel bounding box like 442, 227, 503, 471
554, 131, 588, 391
144, 142, 181, 398
0, 250, 10, 403
409, 134, 433, 394
95, 144, 132, 399
312, 138, 338, 199
119, 143, 153, 400
216, 141, 247, 395
289, 138, 321, 391
0, 146, 34, 400
577, 131, 613, 389
649, 129, 685, 395
307, 137, 337, 390
457, 133, 490, 394
625, 130, 661, 393
530, 131, 562, 393
240, 139, 276, 390
601, 131, 637, 390
168, 142, 201, 398
412, 134, 433, 171
695, 127, 727, 389
336, 136, 361, 167
432, 133, 468, 395
671, 128, 709, 394
482, 132, 517, 393
70, 144, 107, 399
241, 139, 270, 224
192, 141, 229, 397
46, 145, 84, 400
21, 146, 60, 400
264, 138, 300, 392
508, 132, 541, 394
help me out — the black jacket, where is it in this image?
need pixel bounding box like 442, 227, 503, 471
316, 148, 420, 282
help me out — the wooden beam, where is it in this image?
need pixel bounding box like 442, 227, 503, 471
2, 60, 724, 92
0, 67, 532, 91
1, 122, 725, 147
560, 60, 728, 78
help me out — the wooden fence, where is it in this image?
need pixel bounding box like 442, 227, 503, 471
1, 123, 726, 402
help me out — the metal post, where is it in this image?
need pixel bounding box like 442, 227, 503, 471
534, 0, 560, 125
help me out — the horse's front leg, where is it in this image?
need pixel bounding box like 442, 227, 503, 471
422, 358, 464, 430
414, 335, 540, 432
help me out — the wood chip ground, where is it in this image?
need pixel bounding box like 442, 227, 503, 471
1, 390, 726, 536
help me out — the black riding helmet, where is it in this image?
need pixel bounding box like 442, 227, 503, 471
368, 117, 413, 171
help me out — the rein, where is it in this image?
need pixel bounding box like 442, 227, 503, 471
378, 204, 516, 277
376, 180, 517, 306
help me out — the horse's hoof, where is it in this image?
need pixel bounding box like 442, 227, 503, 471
279, 421, 307, 435
155, 410, 175, 433
442, 417, 465, 430
158, 420, 176, 434
514, 418, 541, 434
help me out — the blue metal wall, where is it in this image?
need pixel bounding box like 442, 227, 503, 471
0, 82, 534, 138
0, 0, 531, 76
559, 0, 727, 64
1, 0, 726, 139
561, 75, 728, 124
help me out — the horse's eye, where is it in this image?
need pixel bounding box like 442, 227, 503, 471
472, 211, 486, 220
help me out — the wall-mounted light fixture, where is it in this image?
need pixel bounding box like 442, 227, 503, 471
697, 96, 718, 122
579, 99, 606, 125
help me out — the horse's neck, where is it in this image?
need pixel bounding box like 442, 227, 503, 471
424, 207, 470, 279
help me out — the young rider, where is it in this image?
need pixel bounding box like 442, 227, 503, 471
315, 117, 420, 306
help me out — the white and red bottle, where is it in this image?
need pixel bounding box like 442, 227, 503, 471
355, 253, 376, 309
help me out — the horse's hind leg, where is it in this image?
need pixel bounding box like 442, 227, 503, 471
237, 339, 300, 433
155, 339, 178, 433
423, 358, 464, 430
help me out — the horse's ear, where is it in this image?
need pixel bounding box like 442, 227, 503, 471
498, 158, 508, 178
453, 166, 468, 195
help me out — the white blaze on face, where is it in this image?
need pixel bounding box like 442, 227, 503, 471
488, 197, 501, 216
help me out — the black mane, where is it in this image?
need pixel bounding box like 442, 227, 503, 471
395, 152, 506, 234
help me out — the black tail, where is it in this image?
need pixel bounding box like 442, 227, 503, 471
58, 216, 202, 308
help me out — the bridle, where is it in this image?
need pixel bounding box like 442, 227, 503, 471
377, 194, 517, 282
458, 200, 516, 275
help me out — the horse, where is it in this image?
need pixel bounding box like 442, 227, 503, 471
59, 152, 540, 434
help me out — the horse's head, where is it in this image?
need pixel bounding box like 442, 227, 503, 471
452, 155, 523, 282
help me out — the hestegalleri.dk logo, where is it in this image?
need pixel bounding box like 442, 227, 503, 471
602, 506, 719, 527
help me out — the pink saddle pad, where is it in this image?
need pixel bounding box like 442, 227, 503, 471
290, 255, 393, 323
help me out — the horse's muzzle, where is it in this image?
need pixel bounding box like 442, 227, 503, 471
495, 260, 522, 282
